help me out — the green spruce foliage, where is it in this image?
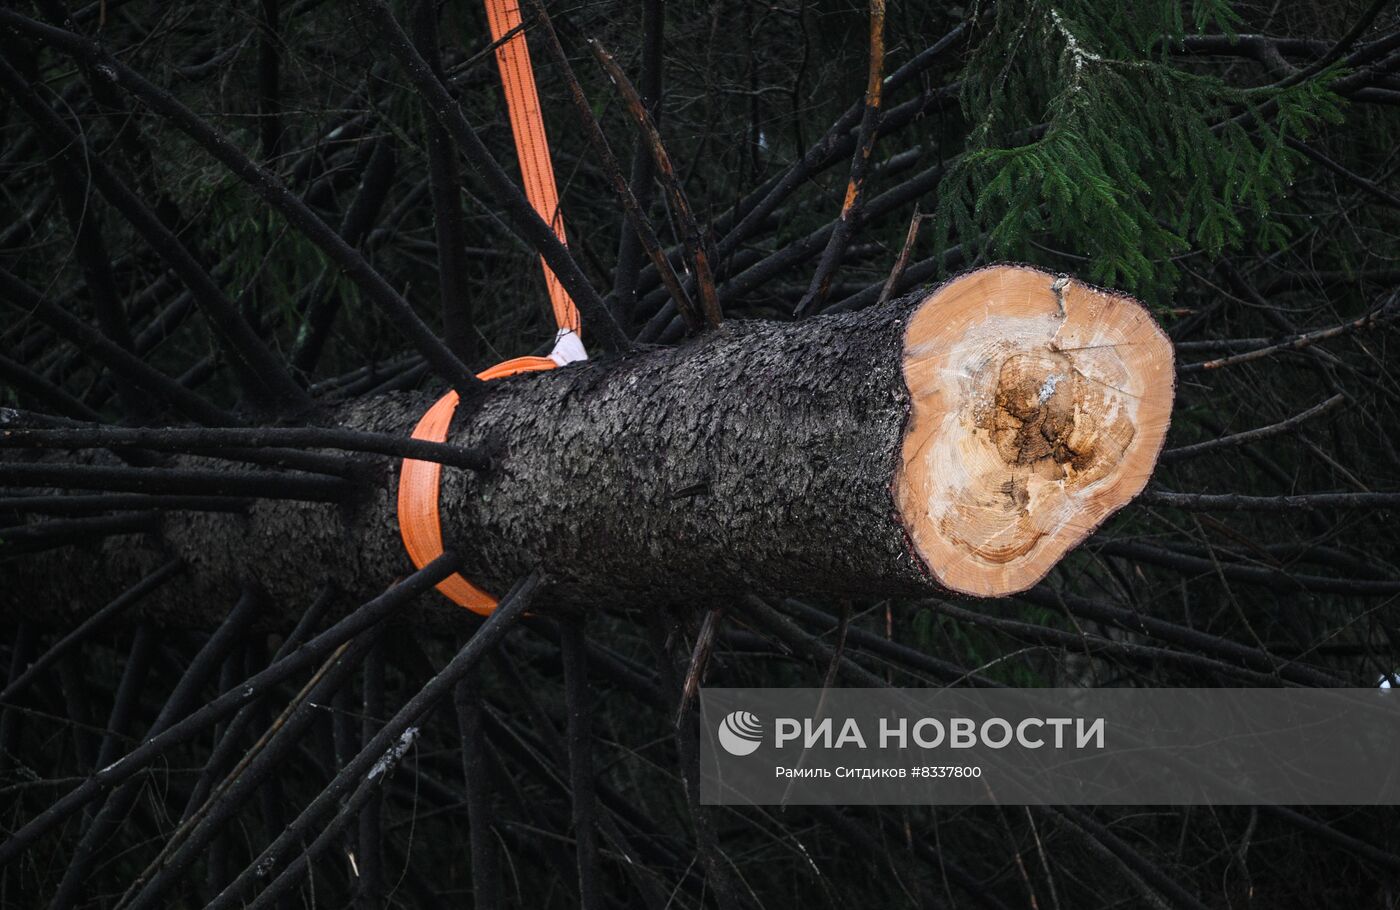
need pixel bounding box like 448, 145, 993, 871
936, 0, 1345, 296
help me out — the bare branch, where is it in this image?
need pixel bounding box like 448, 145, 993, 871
588, 37, 723, 330
795, 0, 886, 318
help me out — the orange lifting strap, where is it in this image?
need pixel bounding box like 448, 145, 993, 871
397, 0, 584, 615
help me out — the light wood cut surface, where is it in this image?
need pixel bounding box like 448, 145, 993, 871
896, 266, 1175, 596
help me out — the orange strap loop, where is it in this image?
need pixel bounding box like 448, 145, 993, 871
397, 0, 582, 615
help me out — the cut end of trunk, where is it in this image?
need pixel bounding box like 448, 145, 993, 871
895, 266, 1175, 597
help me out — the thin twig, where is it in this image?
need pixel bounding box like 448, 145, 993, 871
588, 38, 722, 329
119, 631, 379, 910
876, 207, 929, 307
0, 9, 481, 395
0, 422, 491, 471
412, 0, 477, 364
47, 589, 264, 910
521, 0, 703, 333
453, 673, 501, 910
612, 0, 665, 331
0, 561, 183, 704
1140, 489, 1400, 512
0, 462, 353, 502
205, 570, 543, 910
116, 638, 358, 910
0, 55, 309, 413
0, 352, 102, 422
348, 0, 631, 353
559, 616, 601, 910
0, 512, 158, 553
1160, 394, 1347, 461
0, 553, 465, 869
795, 0, 886, 317
677, 607, 724, 724
0, 268, 238, 426
291, 138, 400, 373
1181, 298, 1398, 372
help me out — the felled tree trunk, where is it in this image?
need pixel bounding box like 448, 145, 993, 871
4, 266, 1174, 626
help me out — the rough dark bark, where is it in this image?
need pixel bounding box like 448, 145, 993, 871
2, 271, 1170, 627
3, 296, 917, 626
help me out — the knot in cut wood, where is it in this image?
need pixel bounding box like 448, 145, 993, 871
897, 266, 1174, 597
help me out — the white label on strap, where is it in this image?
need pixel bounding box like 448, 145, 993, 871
549, 328, 588, 367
